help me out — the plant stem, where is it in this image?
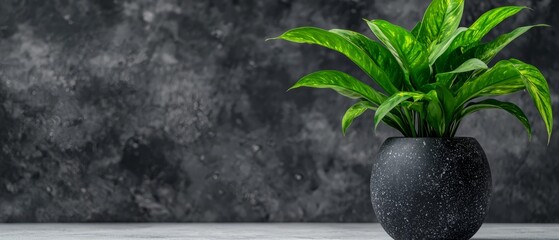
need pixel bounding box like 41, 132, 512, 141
403, 108, 416, 137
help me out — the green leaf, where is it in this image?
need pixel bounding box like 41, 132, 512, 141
402, 101, 424, 113
474, 24, 549, 63
446, 6, 527, 56
468, 6, 527, 41
459, 99, 532, 139
436, 58, 488, 88
374, 92, 425, 130
455, 59, 552, 142
441, 58, 488, 75
426, 97, 445, 136
509, 59, 553, 143
342, 101, 410, 136
417, 0, 465, 49
422, 90, 445, 136
429, 27, 468, 65
455, 60, 522, 105
329, 29, 405, 90
365, 19, 431, 90
288, 70, 387, 105
429, 83, 458, 129
270, 27, 399, 94
411, 21, 423, 37
342, 101, 376, 135
269, 3, 552, 140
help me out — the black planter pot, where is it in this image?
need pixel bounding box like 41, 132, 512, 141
371, 137, 492, 240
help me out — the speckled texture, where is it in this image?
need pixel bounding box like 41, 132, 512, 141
0, 0, 557, 222
371, 138, 491, 239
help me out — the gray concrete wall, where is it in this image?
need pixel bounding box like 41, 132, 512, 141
0, 0, 557, 222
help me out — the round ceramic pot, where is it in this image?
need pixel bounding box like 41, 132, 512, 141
371, 137, 492, 240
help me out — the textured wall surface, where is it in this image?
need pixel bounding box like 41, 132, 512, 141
0, 0, 557, 222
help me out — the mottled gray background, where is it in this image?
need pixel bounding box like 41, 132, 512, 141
0, 0, 557, 222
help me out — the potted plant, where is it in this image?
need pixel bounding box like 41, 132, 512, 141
268, 0, 553, 239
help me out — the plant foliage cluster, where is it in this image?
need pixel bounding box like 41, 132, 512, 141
269, 0, 553, 141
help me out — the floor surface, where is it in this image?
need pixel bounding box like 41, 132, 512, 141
0, 223, 557, 239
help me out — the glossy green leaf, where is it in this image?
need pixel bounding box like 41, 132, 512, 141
270, 27, 399, 94
429, 27, 467, 65
411, 21, 423, 37
474, 24, 549, 63
330, 29, 405, 90
509, 59, 553, 143
288, 70, 387, 105
455, 60, 521, 105
468, 6, 527, 40
426, 97, 445, 136
422, 90, 445, 136
366, 19, 431, 89
424, 83, 458, 128
436, 58, 488, 88
446, 6, 527, 55
460, 99, 532, 139
342, 101, 376, 135
417, 0, 465, 49
342, 101, 409, 136
402, 101, 425, 113
440, 58, 488, 75
374, 92, 425, 130
271, 2, 552, 139
455, 59, 552, 142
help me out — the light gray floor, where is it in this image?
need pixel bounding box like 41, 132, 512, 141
0, 223, 557, 240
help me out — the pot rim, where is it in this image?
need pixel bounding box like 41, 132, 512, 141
386, 136, 477, 140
